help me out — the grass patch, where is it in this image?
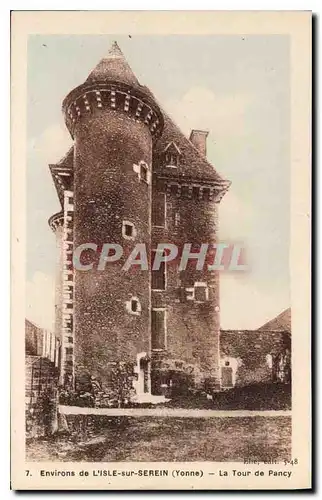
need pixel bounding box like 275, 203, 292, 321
26, 415, 291, 463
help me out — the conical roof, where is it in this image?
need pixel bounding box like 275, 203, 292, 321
86, 41, 140, 87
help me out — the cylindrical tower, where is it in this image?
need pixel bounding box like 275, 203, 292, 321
62, 43, 163, 387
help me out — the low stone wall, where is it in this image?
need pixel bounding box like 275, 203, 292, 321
25, 356, 59, 438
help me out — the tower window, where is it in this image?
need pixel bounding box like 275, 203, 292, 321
122, 220, 136, 240
132, 160, 151, 184
140, 164, 148, 182
125, 224, 133, 237
151, 250, 166, 290
131, 298, 139, 313
152, 192, 166, 227
151, 309, 166, 350
194, 283, 209, 302
185, 282, 209, 302
126, 296, 141, 316
203, 188, 211, 201
192, 186, 200, 198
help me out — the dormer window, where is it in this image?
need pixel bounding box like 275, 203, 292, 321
163, 142, 181, 168
165, 152, 178, 167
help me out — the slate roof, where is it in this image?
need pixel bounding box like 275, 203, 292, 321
153, 111, 229, 185
58, 43, 230, 192
86, 41, 140, 89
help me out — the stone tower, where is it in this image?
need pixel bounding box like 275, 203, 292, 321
49, 42, 230, 397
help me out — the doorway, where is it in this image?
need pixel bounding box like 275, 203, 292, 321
136, 353, 150, 395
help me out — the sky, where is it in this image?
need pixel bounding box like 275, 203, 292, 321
26, 34, 290, 330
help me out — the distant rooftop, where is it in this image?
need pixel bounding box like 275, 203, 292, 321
257, 308, 291, 333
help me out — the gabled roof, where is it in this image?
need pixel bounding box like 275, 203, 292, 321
163, 141, 182, 155
55, 146, 74, 169
49, 147, 74, 207
86, 41, 140, 88
154, 111, 230, 186
257, 308, 291, 333
62, 42, 230, 194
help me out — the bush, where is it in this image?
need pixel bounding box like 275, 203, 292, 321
59, 362, 136, 408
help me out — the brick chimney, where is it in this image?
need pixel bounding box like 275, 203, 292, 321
189, 129, 209, 157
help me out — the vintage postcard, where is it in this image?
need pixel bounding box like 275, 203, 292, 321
11, 11, 311, 490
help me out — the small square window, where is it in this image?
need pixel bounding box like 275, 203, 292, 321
225, 361, 230, 367
194, 283, 209, 302
185, 287, 195, 300
122, 220, 136, 240
185, 283, 209, 302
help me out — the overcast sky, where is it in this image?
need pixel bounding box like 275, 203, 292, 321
26, 34, 290, 330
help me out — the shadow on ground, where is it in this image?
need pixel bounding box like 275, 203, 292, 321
162, 383, 291, 410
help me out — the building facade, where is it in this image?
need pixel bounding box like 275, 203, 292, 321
219, 309, 291, 388
49, 42, 231, 397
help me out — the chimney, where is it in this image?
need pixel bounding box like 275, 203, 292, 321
189, 129, 209, 157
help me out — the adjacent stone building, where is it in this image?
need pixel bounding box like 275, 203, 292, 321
25, 320, 60, 436
48, 42, 232, 397
220, 308, 291, 388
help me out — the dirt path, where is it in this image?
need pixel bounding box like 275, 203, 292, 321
59, 405, 292, 418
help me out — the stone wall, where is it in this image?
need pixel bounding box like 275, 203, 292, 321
150, 181, 221, 391
25, 356, 59, 438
